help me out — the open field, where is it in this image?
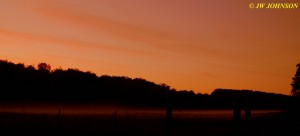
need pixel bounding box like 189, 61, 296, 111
0, 106, 296, 136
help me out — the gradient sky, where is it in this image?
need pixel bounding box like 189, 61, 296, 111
0, 0, 299, 95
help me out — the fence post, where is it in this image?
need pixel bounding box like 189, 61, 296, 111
58, 108, 61, 122
57, 108, 62, 132
245, 99, 252, 128
166, 91, 172, 136
113, 110, 118, 136
233, 99, 241, 129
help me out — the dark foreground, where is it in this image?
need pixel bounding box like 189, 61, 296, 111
0, 110, 299, 136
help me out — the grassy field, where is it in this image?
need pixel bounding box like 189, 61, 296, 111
0, 108, 297, 136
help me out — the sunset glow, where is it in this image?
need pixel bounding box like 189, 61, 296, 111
1, 0, 299, 95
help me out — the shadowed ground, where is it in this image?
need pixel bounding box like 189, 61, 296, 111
0, 109, 297, 136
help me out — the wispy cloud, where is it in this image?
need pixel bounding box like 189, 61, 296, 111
0, 28, 161, 58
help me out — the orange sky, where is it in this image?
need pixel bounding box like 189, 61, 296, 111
0, 0, 299, 95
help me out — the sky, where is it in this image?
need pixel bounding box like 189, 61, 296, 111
0, 0, 299, 95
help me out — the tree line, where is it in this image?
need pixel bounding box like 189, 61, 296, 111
0, 59, 292, 109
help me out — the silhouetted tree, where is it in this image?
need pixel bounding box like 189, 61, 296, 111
291, 63, 300, 96
38, 63, 51, 72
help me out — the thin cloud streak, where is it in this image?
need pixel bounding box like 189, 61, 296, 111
0, 28, 162, 58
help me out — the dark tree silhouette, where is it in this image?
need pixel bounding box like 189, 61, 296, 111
0, 59, 290, 109
38, 63, 51, 72
291, 63, 300, 96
